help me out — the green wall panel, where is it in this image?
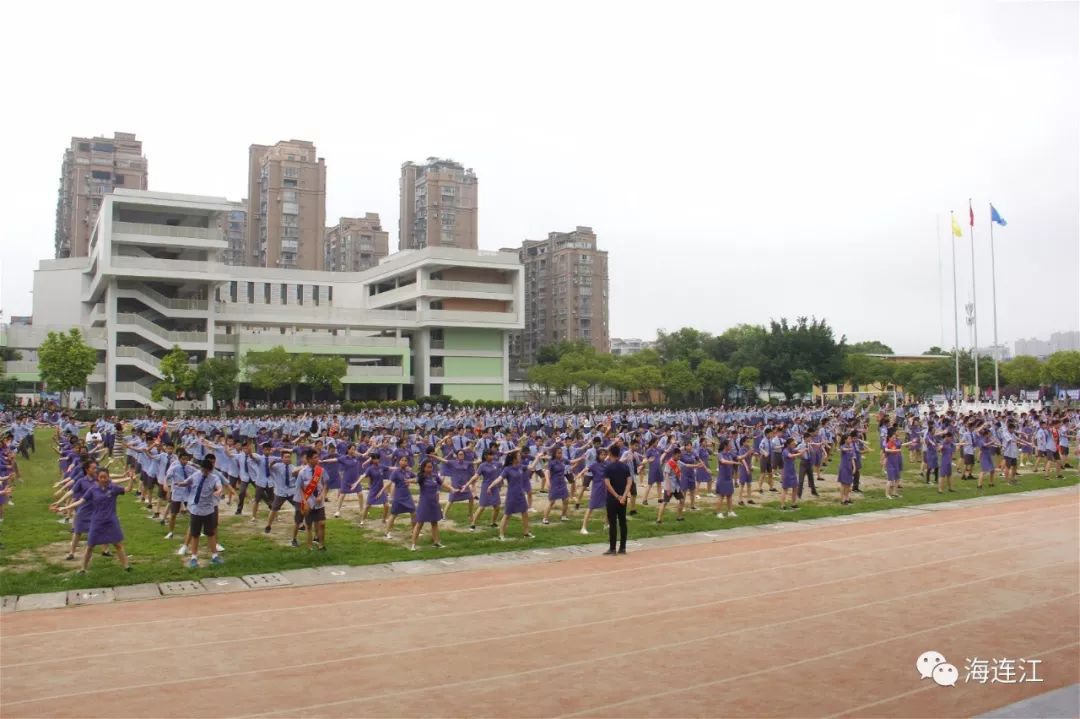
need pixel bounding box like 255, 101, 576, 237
443, 328, 502, 351
444, 356, 502, 377
445, 383, 504, 401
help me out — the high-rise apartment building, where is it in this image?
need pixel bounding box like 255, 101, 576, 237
507, 226, 609, 367
246, 140, 326, 270
220, 199, 247, 266
399, 158, 478, 251
325, 214, 390, 272
54, 132, 148, 258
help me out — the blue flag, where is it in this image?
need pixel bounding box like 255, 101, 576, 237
990, 204, 1007, 226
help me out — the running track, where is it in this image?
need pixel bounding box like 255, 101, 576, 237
2, 491, 1077, 718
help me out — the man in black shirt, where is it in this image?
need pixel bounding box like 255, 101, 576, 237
603, 445, 632, 555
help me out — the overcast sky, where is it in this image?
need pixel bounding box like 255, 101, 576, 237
2, 0, 1077, 354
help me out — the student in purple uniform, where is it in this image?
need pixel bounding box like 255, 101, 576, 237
540, 446, 572, 524
976, 428, 998, 490
640, 437, 664, 506
467, 449, 503, 531
938, 432, 957, 493
358, 452, 389, 526
409, 459, 455, 551
441, 449, 478, 521
488, 450, 533, 541
333, 444, 363, 518
576, 447, 610, 535
736, 436, 756, 506
778, 438, 804, 510
836, 433, 856, 505
380, 455, 416, 539
56, 468, 133, 574
713, 439, 739, 518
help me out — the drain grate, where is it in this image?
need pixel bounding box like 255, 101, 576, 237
159, 580, 207, 596
241, 573, 291, 588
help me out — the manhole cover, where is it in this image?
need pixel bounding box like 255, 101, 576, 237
242, 573, 291, 588
160, 581, 206, 596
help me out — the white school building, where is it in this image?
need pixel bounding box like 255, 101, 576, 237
2, 190, 524, 409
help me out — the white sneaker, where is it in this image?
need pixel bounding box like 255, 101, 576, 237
409, 544, 417, 551
716, 512, 725, 519
579, 528, 589, 535
176, 545, 189, 556
384, 532, 392, 539
728, 511, 737, 518
216, 544, 225, 552
164, 531, 174, 539
333, 512, 340, 518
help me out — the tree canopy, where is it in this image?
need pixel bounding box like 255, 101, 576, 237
37, 329, 97, 407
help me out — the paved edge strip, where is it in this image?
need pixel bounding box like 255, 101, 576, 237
5, 485, 1077, 613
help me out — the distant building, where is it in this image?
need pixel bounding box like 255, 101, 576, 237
399, 158, 478, 251
1014, 331, 1080, 358
506, 226, 609, 367
54, 132, 148, 258
611, 338, 654, 356
325, 214, 390, 272
4, 190, 524, 409
221, 200, 247, 266
246, 140, 327, 270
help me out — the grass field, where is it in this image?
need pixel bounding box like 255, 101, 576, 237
1, 427, 1076, 597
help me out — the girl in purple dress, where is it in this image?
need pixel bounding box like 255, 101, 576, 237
489, 450, 533, 541
641, 438, 664, 506
56, 468, 132, 574
380, 456, 416, 539
882, 429, 906, 499
575, 447, 609, 535
410, 460, 455, 551
713, 439, 738, 518
441, 449, 478, 522
836, 433, 856, 505
540, 446, 572, 524
333, 444, 363, 518
677, 443, 705, 510
939, 433, 957, 493
736, 437, 756, 507
359, 453, 389, 526
467, 450, 503, 530
51, 459, 106, 560
976, 428, 998, 489
779, 438, 804, 510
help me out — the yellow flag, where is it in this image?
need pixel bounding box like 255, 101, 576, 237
951, 214, 963, 238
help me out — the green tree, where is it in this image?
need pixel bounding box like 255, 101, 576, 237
629, 364, 663, 400
1041, 351, 1080, 388
843, 353, 886, 386
305, 355, 347, 397
759, 317, 846, 400
245, 346, 295, 400
1001, 355, 1042, 389
662, 359, 701, 405
696, 358, 735, 405
152, 345, 196, 406
197, 357, 240, 407
737, 366, 760, 401
924, 346, 945, 355
789, 369, 814, 399
0, 347, 23, 361
37, 329, 97, 408
655, 328, 710, 368
848, 340, 894, 355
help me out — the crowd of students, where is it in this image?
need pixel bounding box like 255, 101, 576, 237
1, 401, 1075, 574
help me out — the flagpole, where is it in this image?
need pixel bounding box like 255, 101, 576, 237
968, 198, 979, 400
937, 215, 945, 349
989, 205, 1000, 402
950, 211, 961, 402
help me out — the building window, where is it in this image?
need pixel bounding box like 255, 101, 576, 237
328, 286, 333, 302
284, 167, 300, 178
247, 282, 255, 303
313, 286, 320, 306
296, 284, 303, 305
264, 283, 271, 304
91, 170, 111, 180
282, 190, 298, 202
283, 178, 297, 188
229, 281, 237, 302
78, 142, 90, 151
281, 284, 288, 304
92, 142, 114, 153
113, 174, 124, 186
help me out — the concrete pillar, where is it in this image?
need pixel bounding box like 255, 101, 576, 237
414, 328, 430, 398
104, 278, 118, 409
